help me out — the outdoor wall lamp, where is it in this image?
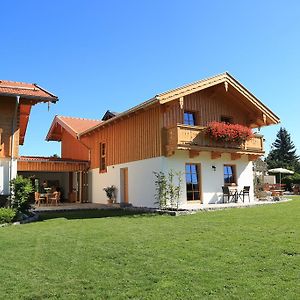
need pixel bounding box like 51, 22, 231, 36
212, 165, 216, 171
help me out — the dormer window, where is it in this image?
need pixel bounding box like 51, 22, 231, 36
221, 116, 233, 124
184, 112, 196, 126
102, 110, 118, 121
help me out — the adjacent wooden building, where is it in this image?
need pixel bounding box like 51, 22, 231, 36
0, 80, 57, 202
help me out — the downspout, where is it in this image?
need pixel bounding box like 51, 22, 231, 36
9, 95, 20, 193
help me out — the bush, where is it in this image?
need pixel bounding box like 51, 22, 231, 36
282, 172, 300, 191
153, 170, 183, 210
8, 175, 33, 214
0, 208, 16, 224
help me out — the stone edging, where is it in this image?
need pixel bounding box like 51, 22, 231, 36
0, 212, 39, 228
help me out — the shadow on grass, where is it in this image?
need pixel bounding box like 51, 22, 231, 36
37, 209, 157, 221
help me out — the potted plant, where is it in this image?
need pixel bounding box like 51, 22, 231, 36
103, 185, 117, 204
206, 122, 253, 144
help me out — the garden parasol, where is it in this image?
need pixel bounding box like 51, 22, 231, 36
268, 168, 294, 185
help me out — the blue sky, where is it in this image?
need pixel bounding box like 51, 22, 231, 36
1, 0, 299, 157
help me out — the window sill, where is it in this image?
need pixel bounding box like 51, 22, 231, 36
186, 200, 201, 203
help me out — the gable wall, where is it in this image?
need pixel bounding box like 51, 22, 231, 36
81, 105, 162, 169
163, 85, 254, 128
61, 129, 89, 160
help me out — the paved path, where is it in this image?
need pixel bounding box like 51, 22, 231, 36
34, 202, 119, 212
33, 198, 291, 213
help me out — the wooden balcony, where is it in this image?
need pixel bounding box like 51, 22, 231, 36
165, 124, 264, 157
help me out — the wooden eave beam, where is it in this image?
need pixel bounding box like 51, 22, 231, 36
248, 154, 261, 161
189, 150, 200, 158
166, 150, 175, 157
231, 153, 242, 160
211, 151, 222, 160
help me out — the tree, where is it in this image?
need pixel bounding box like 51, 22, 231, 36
265, 127, 300, 171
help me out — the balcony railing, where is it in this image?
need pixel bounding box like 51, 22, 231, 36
166, 124, 264, 153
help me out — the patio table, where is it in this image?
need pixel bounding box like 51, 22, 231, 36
40, 193, 53, 205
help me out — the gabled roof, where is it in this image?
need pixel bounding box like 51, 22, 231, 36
0, 79, 58, 145
0, 80, 58, 101
156, 72, 280, 125
79, 72, 280, 137
46, 115, 102, 141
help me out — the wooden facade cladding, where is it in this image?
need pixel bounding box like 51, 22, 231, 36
163, 85, 256, 129
0, 96, 19, 158
17, 157, 89, 172
61, 129, 89, 161
78, 74, 279, 167
165, 124, 264, 155
81, 105, 162, 169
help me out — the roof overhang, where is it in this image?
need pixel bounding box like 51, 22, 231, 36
17, 156, 89, 172
46, 116, 78, 141
0, 82, 58, 145
13, 97, 57, 145
79, 72, 280, 137
156, 72, 280, 126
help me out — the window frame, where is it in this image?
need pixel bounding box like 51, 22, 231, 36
220, 115, 233, 124
223, 164, 237, 185
183, 111, 197, 126
99, 142, 107, 173
185, 163, 202, 202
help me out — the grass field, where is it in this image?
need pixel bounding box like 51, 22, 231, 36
0, 198, 299, 299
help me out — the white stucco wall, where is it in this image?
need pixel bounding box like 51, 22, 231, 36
0, 158, 17, 195
89, 157, 165, 207
89, 151, 254, 208
165, 151, 254, 208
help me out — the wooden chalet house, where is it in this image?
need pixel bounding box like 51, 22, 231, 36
0, 80, 57, 204
46, 72, 279, 208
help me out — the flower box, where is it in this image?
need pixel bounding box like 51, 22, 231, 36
206, 122, 253, 144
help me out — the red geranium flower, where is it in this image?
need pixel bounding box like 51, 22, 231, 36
206, 122, 253, 143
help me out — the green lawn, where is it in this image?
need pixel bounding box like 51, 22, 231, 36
0, 199, 299, 299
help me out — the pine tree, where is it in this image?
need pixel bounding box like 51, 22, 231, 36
265, 127, 300, 171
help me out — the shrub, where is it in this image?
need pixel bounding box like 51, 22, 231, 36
282, 172, 300, 191
206, 122, 253, 143
8, 175, 33, 214
0, 208, 16, 224
154, 170, 183, 210
103, 185, 117, 201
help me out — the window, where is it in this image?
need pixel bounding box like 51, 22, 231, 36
185, 163, 201, 201
184, 112, 196, 126
99, 142, 106, 172
224, 165, 236, 185
221, 116, 233, 124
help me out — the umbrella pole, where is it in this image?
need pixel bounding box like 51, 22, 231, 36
279, 172, 281, 186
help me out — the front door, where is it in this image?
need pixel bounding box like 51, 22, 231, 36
120, 168, 128, 203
